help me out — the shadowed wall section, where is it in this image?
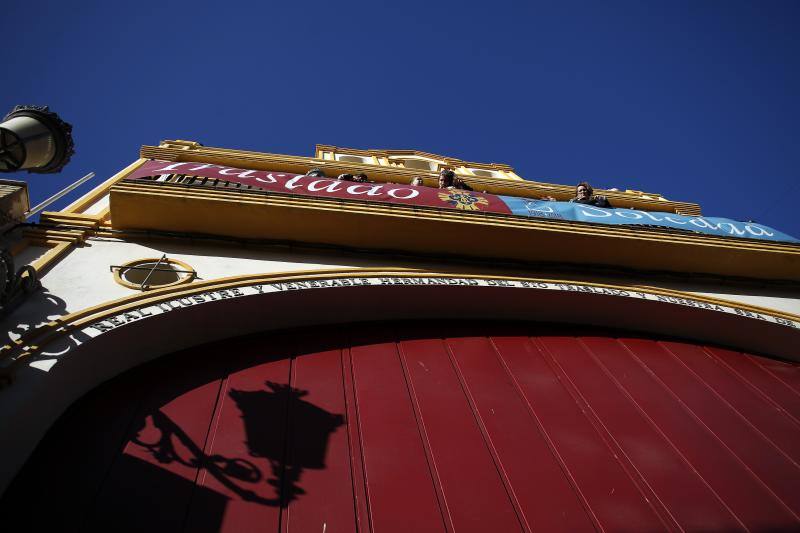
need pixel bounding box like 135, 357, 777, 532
3, 322, 800, 532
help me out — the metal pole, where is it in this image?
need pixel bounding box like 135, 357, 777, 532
140, 254, 168, 291
25, 171, 95, 218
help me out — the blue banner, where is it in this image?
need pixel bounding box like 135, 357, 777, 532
499, 197, 800, 244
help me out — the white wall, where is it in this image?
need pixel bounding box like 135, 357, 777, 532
33, 239, 379, 315
4, 237, 799, 345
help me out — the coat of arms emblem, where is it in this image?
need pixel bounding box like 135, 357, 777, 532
438, 191, 490, 211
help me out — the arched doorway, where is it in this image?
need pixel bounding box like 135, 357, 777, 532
3, 322, 800, 532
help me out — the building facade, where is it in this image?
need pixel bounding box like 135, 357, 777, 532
1, 140, 799, 531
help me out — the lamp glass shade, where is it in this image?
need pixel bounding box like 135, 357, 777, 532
0, 106, 74, 174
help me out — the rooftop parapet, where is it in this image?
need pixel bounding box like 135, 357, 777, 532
146, 141, 701, 216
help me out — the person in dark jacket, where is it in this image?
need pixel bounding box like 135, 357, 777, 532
570, 181, 611, 208
305, 168, 327, 178
336, 172, 370, 182
438, 169, 473, 191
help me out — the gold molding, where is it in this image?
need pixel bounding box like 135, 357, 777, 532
109, 180, 800, 282
1, 268, 797, 384
22, 227, 85, 245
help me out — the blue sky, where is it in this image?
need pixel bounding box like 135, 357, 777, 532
4, 1, 799, 238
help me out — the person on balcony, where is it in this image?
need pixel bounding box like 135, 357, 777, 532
570, 181, 612, 207
336, 173, 371, 182
438, 169, 473, 191
336, 173, 370, 182
305, 168, 327, 178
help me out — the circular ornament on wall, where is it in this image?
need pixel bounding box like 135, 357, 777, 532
113, 257, 195, 291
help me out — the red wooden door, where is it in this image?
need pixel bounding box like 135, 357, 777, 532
3, 323, 799, 532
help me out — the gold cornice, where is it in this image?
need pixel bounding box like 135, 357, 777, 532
109, 180, 796, 253
109, 180, 800, 283
39, 211, 102, 228
141, 142, 701, 215
22, 228, 84, 246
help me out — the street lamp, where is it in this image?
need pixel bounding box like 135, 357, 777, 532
0, 105, 74, 174
0, 105, 75, 320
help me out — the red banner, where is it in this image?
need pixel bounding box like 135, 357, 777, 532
129, 160, 512, 214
